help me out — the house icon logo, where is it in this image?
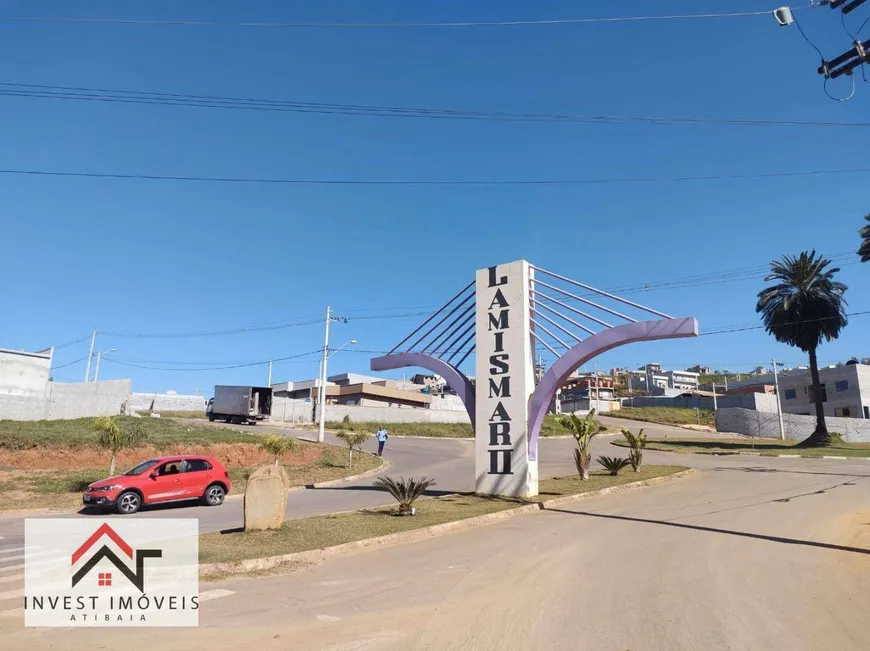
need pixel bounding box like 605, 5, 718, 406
70, 523, 162, 593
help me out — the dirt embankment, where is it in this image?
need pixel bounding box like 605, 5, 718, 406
0, 443, 324, 471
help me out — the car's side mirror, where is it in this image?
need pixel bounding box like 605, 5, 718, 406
149, 471, 159, 480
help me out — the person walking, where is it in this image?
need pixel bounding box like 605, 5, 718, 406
376, 426, 389, 457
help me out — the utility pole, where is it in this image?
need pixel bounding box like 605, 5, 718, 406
772, 358, 786, 441
267, 360, 273, 386
94, 350, 104, 382
712, 381, 718, 411
317, 307, 348, 443
84, 328, 97, 382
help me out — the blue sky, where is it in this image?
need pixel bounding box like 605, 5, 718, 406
1, 0, 868, 393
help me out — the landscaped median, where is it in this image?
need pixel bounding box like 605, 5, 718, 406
610, 437, 870, 458
199, 465, 691, 577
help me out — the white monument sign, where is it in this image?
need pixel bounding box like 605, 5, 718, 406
474, 260, 539, 497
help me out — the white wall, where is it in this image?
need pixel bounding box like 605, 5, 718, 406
716, 407, 870, 442
0, 349, 52, 395
270, 397, 314, 424
316, 403, 471, 425
0, 379, 132, 421
131, 392, 207, 413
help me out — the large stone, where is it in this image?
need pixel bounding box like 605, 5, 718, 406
244, 464, 290, 532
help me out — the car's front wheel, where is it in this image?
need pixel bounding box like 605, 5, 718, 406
202, 484, 226, 506
115, 491, 142, 515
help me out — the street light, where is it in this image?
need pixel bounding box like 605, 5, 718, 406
93, 348, 116, 382
317, 339, 357, 443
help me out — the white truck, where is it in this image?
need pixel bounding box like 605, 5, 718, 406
207, 385, 273, 424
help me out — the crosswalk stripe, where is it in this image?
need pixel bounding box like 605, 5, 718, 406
198, 589, 235, 602
0, 556, 66, 573
0, 547, 24, 556
0, 574, 23, 585
0, 588, 24, 601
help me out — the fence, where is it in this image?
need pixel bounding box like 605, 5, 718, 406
315, 403, 471, 425
625, 393, 778, 412
716, 407, 870, 442
131, 392, 207, 413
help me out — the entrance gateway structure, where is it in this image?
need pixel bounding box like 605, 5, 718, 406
372, 260, 698, 498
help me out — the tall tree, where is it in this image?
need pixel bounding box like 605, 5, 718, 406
756, 251, 848, 446
859, 214, 870, 263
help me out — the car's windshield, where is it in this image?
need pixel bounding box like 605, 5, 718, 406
123, 459, 159, 476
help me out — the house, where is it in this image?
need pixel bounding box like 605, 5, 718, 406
777, 362, 870, 419
0, 347, 53, 395
272, 373, 431, 409
631, 363, 699, 396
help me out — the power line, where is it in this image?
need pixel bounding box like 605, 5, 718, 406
4, 166, 870, 186
0, 9, 783, 29
50, 355, 89, 370
102, 349, 321, 371
52, 333, 93, 349
4, 82, 869, 130
699, 310, 870, 336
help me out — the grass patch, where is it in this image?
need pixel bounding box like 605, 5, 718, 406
0, 416, 260, 450
324, 413, 601, 438
199, 465, 685, 564
610, 437, 870, 457
0, 446, 381, 512
607, 407, 715, 428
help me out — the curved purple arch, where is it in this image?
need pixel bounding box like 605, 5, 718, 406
371, 352, 476, 428
527, 317, 698, 461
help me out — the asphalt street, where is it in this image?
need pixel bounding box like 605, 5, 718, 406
4, 418, 870, 649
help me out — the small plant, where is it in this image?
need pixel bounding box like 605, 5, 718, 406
597, 456, 631, 476
92, 416, 147, 475
559, 409, 605, 480
621, 427, 647, 472
334, 430, 371, 468
259, 434, 295, 465
373, 476, 435, 515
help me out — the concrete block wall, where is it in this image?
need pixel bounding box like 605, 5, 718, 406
270, 397, 314, 424
316, 403, 471, 425
131, 392, 207, 413
0, 379, 132, 421
716, 407, 870, 442
625, 393, 778, 412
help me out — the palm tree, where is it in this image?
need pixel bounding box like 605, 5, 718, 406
259, 434, 295, 465
558, 409, 606, 479
756, 251, 848, 446
92, 416, 147, 475
859, 214, 870, 263
334, 430, 371, 469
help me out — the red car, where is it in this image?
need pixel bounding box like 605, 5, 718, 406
83, 456, 231, 514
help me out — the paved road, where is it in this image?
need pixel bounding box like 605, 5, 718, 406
4, 418, 870, 649
6, 452, 870, 650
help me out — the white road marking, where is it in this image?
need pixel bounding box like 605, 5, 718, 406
822, 456, 848, 460
0, 608, 23, 619
0, 564, 23, 573
0, 588, 24, 601
0, 556, 64, 573
316, 614, 342, 622
0, 573, 23, 584
0, 547, 24, 556
198, 589, 235, 602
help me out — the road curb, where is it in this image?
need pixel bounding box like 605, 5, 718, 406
226, 458, 391, 501
200, 468, 695, 577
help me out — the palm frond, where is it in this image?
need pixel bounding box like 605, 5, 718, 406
373, 476, 435, 514
597, 455, 631, 476
859, 214, 870, 263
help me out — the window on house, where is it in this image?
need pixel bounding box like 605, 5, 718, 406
784, 389, 797, 400
835, 380, 849, 392
835, 407, 852, 418
808, 384, 828, 402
